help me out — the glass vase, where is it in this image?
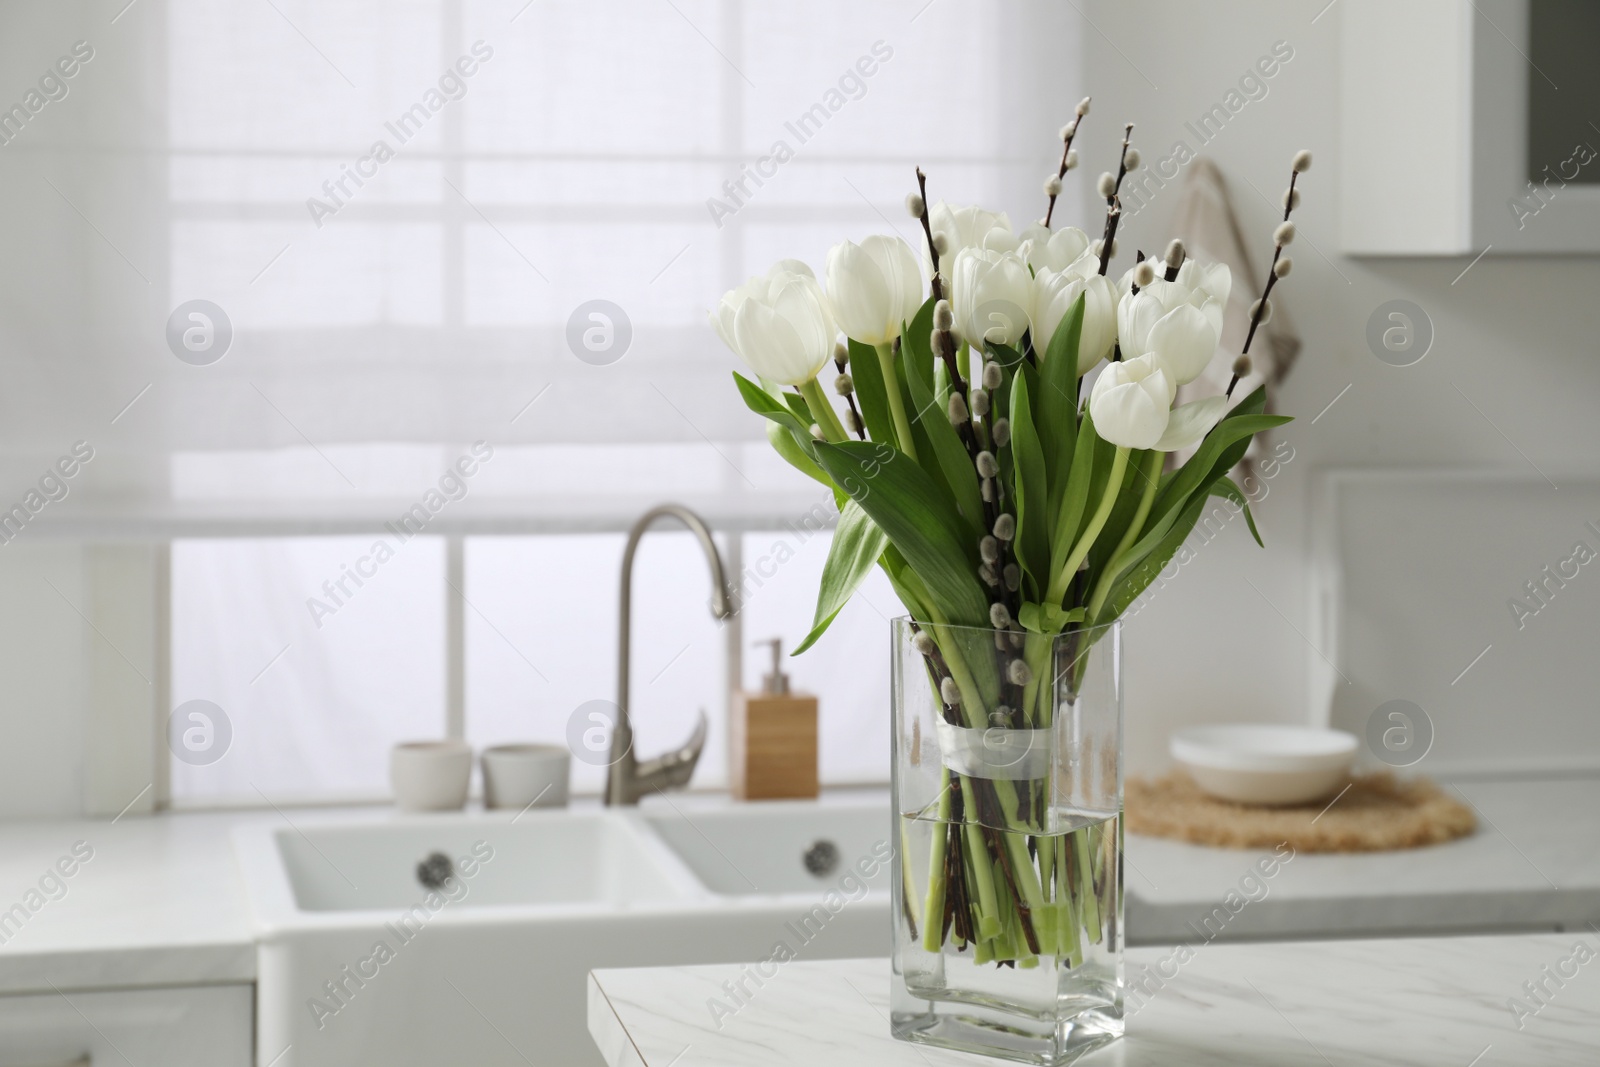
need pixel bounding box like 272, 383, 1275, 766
890, 618, 1123, 1065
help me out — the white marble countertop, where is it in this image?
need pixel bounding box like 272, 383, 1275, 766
1, 773, 1594, 998
589, 936, 1600, 1066
0, 809, 259, 994
1126, 772, 1600, 943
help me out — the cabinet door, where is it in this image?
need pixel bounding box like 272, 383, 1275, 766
0, 984, 251, 1067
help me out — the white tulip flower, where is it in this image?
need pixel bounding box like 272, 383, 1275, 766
1153, 394, 1229, 452
949, 247, 1033, 348
1018, 224, 1091, 273
711, 258, 813, 358
1031, 250, 1117, 373
825, 235, 924, 346
712, 261, 837, 386
1089, 354, 1174, 450
928, 202, 1017, 263
1116, 278, 1223, 386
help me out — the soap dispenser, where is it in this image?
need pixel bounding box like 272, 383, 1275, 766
729, 638, 818, 800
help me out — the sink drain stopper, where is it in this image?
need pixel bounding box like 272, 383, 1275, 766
416, 851, 455, 890
802, 839, 839, 877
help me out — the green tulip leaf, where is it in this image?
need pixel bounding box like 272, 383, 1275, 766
1038, 292, 1085, 513
900, 297, 938, 396
733, 371, 812, 440
903, 346, 985, 536
1007, 371, 1050, 591
1209, 476, 1264, 547
812, 440, 991, 628
846, 338, 895, 445
1049, 406, 1103, 577
1094, 489, 1211, 624
793, 499, 888, 655
765, 421, 831, 489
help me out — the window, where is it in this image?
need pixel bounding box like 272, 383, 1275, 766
159, 0, 1075, 802
170, 537, 446, 802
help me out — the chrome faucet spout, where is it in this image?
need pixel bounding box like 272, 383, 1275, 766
605, 504, 733, 806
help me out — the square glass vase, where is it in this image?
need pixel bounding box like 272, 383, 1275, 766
889, 617, 1123, 1065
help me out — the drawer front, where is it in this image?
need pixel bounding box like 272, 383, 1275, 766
0, 984, 251, 1067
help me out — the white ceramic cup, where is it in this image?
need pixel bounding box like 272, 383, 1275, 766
482, 744, 570, 811
390, 740, 473, 812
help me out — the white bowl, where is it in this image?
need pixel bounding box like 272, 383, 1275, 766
389, 740, 473, 812
482, 743, 570, 810
1171, 724, 1358, 806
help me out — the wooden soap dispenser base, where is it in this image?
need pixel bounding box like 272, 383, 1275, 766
729, 638, 818, 800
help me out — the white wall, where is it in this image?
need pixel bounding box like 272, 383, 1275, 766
1084, 0, 1600, 773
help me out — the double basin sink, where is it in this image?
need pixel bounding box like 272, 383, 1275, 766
232, 796, 891, 1067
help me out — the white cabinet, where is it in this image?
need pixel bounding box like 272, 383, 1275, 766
1341, 0, 1600, 254
0, 984, 251, 1067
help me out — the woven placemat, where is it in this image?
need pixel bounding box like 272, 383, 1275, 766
1126, 771, 1476, 852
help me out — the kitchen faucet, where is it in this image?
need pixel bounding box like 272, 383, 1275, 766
605, 504, 734, 805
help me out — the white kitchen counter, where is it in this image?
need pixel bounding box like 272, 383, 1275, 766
2, 773, 1595, 998
588, 936, 1600, 1066
1126, 772, 1600, 943
0, 809, 260, 994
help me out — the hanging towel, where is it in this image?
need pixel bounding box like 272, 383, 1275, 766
1165, 157, 1301, 472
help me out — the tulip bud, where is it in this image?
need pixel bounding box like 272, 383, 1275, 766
905, 192, 925, 218
1273, 256, 1293, 278
1064, 149, 1078, 171
991, 417, 1012, 448
826, 235, 925, 347
1044, 174, 1063, 197
1059, 121, 1077, 141
1132, 261, 1156, 288
982, 361, 1003, 390
1273, 221, 1296, 246
1076, 96, 1091, 116
834, 373, 853, 396
1250, 297, 1273, 324
1282, 187, 1301, 211
940, 677, 962, 705
912, 631, 936, 656
948, 392, 969, 426
979, 535, 1000, 564
976, 451, 999, 478
1008, 659, 1033, 686
1232, 354, 1252, 378
932, 233, 949, 255
1003, 563, 1021, 591
993, 513, 1015, 541
1292, 149, 1313, 173
1164, 238, 1186, 270
970, 388, 990, 418
1123, 147, 1142, 169
933, 299, 954, 331
1096, 172, 1117, 199
989, 602, 1012, 629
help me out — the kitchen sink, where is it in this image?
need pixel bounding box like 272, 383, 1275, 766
640, 798, 894, 896
232, 794, 891, 1067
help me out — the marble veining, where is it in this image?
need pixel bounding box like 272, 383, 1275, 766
589, 935, 1600, 1066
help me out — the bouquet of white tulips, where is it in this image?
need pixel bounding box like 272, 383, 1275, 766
713, 103, 1306, 967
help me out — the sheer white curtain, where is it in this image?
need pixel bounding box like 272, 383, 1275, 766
2, 0, 1079, 521
1, 0, 1080, 801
